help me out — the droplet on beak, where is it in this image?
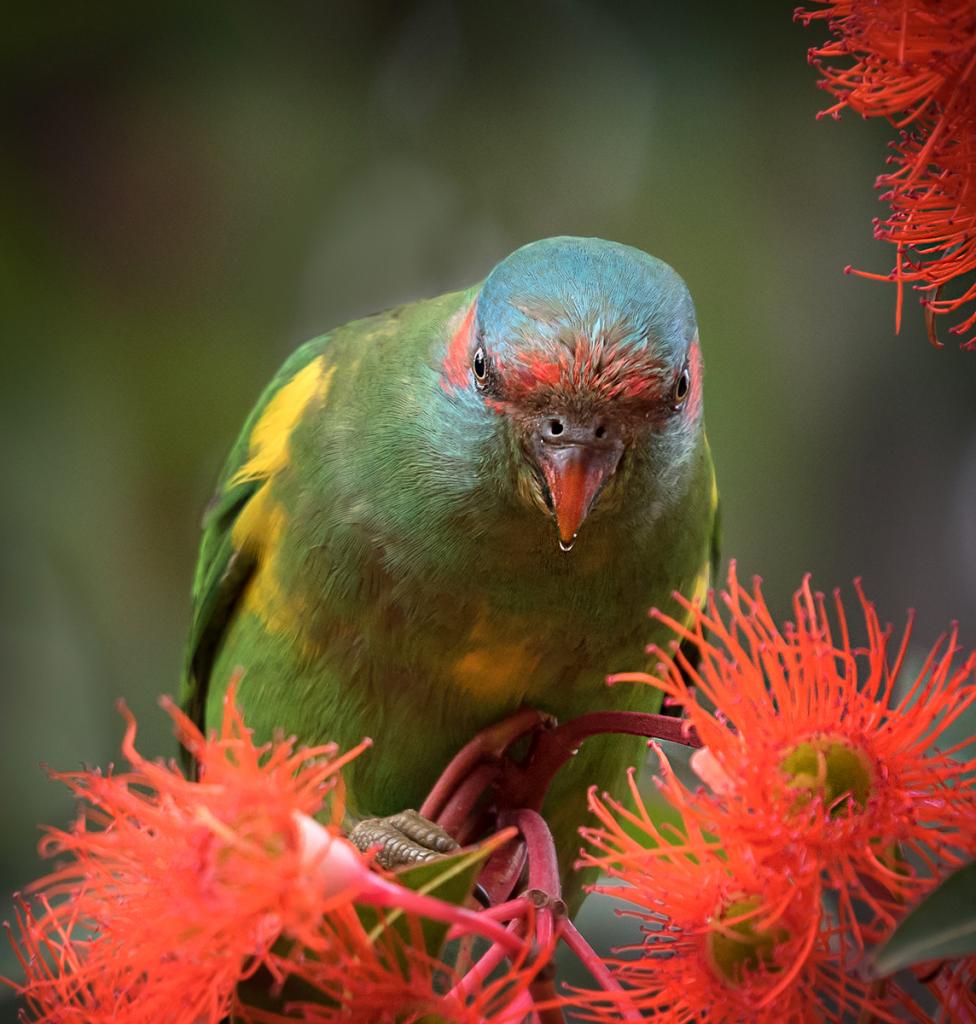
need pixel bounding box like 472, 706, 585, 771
536, 441, 623, 549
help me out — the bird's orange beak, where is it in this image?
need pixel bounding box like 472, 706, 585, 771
536, 444, 623, 549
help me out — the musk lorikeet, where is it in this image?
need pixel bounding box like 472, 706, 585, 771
182, 236, 719, 893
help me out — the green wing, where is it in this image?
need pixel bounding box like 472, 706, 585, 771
665, 456, 721, 715
708, 492, 722, 586
181, 338, 327, 740
180, 295, 439, 747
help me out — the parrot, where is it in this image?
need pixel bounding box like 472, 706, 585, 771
182, 236, 719, 898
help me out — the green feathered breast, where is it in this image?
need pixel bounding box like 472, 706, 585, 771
184, 246, 719, 894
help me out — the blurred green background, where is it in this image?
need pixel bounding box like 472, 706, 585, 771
2, 1, 974, 1010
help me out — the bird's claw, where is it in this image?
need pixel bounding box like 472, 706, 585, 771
349, 809, 459, 869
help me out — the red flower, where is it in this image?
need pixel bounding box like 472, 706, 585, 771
577, 767, 880, 1023
6, 686, 372, 1023
929, 957, 976, 1022
612, 566, 976, 945
237, 918, 546, 1024
798, 1, 976, 348
5, 686, 530, 1023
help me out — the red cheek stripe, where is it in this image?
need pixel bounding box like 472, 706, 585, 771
441, 300, 477, 391
685, 335, 703, 421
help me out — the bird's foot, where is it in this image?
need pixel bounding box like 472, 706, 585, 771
349, 809, 459, 869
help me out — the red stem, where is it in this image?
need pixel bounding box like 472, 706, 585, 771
929, 969, 976, 1024
456, 810, 495, 849
508, 989, 543, 1022
503, 810, 566, 958
558, 917, 644, 1023
423, 707, 698, 849
529, 974, 568, 1024
365, 875, 524, 956
501, 709, 700, 811
445, 899, 529, 943
553, 709, 699, 748
404, 707, 700, 1017
478, 835, 528, 907
479, 897, 531, 922
448, 919, 524, 1000
509, 809, 564, 910
434, 761, 500, 837
536, 908, 555, 951
419, 708, 546, 820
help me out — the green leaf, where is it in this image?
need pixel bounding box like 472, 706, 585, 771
234, 937, 338, 1015
356, 832, 509, 959
871, 860, 976, 977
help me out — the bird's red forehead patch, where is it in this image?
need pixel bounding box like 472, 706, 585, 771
497, 340, 665, 403
440, 300, 686, 409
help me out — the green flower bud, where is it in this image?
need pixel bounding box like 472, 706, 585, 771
782, 736, 873, 813
707, 895, 790, 985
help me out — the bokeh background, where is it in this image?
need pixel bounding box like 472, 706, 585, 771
2, 1, 974, 1011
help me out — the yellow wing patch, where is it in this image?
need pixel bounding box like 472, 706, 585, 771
682, 453, 717, 625
232, 485, 318, 647
688, 561, 710, 612
231, 357, 334, 486
231, 485, 293, 632
228, 356, 334, 645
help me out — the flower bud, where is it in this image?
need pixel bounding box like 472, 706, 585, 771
781, 737, 873, 814
707, 895, 790, 986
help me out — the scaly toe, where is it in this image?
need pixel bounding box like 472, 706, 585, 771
349, 809, 459, 869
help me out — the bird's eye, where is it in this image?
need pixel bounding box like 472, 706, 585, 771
672, 366, 690, 408
472, 347, 488, 387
